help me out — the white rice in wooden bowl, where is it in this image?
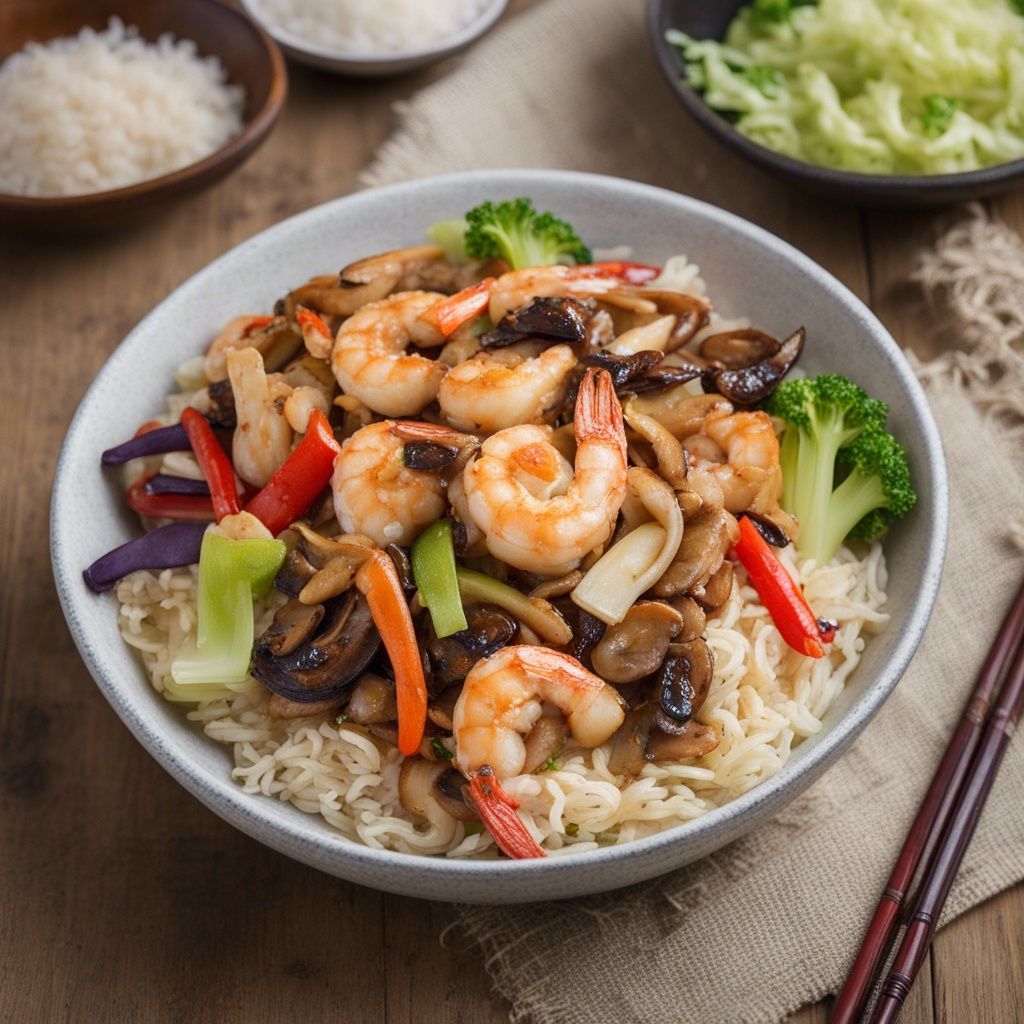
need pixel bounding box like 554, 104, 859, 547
0, 18, 244, 198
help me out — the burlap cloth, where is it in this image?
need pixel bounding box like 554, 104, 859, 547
364, 2, 1024, 1020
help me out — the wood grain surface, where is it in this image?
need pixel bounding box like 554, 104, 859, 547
1, 2, 1022, 1022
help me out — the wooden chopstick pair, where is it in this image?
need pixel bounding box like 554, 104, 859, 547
832, 578, 1024, 1024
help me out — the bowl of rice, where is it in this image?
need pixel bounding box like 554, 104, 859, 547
0, 0, 287, 231
238, 0, 508, 77
51, 169, 948, 903
649, 0, 1024, 206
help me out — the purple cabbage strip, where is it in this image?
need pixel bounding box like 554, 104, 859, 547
101, 423, 191, 465
83, 522, 207, 593
144, 474, 211, 497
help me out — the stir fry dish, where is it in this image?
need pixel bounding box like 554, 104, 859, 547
85, 199, 915, 859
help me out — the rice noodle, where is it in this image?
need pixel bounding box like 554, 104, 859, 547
116, 541, 887, 857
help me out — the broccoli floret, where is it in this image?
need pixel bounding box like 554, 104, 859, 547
463, 198, 592, 270
765, 374, 895, 564
821, 427, 916, 556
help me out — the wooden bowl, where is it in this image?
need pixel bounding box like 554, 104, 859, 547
648, 0, 1024, 207
0, 0, 287, 231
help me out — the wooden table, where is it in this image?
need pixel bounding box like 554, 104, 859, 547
2, 2, 1022, 1021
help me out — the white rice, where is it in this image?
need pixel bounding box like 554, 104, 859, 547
116, 544, 888, 858
248, 0, 492, 55
0, 18, 244, 197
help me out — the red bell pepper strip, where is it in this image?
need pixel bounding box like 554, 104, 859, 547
180, 407, 240, 522
126, 474, 215, 522
732, 514, 828, 658
355, 549, 427, 757
469, 767, 546, 859
243, 408, 341, 535
585, 261, 661, 285
419, 278, 496, 336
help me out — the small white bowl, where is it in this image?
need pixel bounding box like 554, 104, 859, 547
239, 0, 508, 77
51, 170, 947, 904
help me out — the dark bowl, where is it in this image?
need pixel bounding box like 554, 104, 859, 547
648, 0, 1024, 207
0, 0, 287, 231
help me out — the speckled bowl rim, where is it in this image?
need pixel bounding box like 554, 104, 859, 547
51, 170, 948, 900
238, 0, 507, 73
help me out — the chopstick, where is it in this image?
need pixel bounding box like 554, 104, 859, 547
832, 578, 1024, 1024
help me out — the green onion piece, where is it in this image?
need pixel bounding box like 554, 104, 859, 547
455, 566, 572, 645
170, 532, 286, 690
431, 737, 454, 761
412, 519, 468, 639
463, 821, 484, 836
565, 822, 580, 837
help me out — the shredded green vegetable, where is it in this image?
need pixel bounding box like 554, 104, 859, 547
669, 0, 1024, 175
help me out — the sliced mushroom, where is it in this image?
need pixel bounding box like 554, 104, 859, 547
206, 379, 237, 429
427, 604, 517, 686
646, 721, 719, 761
600, 289, 711, 350
668, 596, 707, 643
346, 672, 398, 725
522, 706, 568, 774
582, 349, 663, 387
267, 692, 344, 720
650, 508, 734, 598
481, 296, 594, 348
385, 544, 416, 594
528, 570, 584, 601
433, 768, 480, 822
740, 511, 791, 548
259, 599, 325, 657
694, 561, 734, 615
703, 327, 805, 406
251, 591, 381, 703
623, 398, 689, 490
590, 601, 684, 683
699, 329, 780, 369
398, 757, 454, 827
275, 547, 319, 597
607, 703, 657, 778
402, 441, 459, 470
426, 684, 462, 731
656, 639, 714, 729
629, 389, 732, 439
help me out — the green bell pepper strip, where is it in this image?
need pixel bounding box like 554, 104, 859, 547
170, 532, 286, 688
412, 519, 468, 639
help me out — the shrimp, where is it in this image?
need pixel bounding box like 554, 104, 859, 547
332, 421, 446, 548
226, 347, 294, 488
204, 315, 281, 382
331, 291, 448, 417
488, 265, 622, 323
453, 646, 625, 779
464, 368, 627, 576
683, 409, 791, 523
438, 343, 576, 434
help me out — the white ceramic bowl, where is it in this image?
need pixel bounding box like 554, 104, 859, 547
51, 170, 948, 904
238, 0, 508, 77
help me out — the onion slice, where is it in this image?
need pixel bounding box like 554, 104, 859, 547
571, 468, 683, 625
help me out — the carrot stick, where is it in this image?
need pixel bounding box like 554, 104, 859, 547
356, 550, 427, 757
